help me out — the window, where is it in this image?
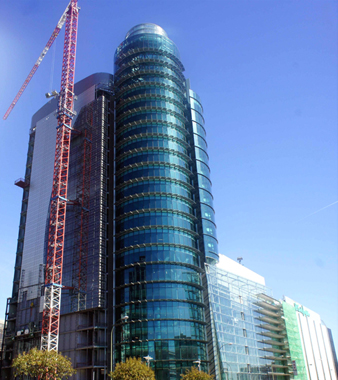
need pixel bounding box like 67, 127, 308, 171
245, 346, 249, 355
243, 329, 247, 337
241, 312, 245, 320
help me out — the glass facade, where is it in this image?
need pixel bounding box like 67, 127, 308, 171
113, 23, 217, 379
205, 263, 290, 380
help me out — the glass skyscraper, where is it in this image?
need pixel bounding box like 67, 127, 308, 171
112, 24, 218, 379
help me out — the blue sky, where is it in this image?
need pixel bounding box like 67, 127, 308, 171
0, 0, 337, 344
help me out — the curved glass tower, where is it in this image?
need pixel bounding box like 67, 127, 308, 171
113, 24, 218, 379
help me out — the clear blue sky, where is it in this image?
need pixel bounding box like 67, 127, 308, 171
0, 0, 337, 344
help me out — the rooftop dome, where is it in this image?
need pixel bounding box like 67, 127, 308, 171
125, 23, 168, 39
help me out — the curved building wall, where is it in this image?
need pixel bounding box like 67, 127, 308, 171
187, 88, 218, 264
114, 24, 208, 379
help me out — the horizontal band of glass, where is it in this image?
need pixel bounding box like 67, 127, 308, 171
116, 264, 201, 287
189, 97, 203, 115
116, 165, 191, 185
114, 44, 184, 72
115, 69, 185, 92
117, 75, 184, 93
117, 98, 186, 117
116, 83, 185, 104
117, 119, 189, 137
189, 89, 202, 105
116, 151, 190, 171
199, 189, 214, 208
202, 219, 217, 238
117, 109, 186, 129
117, 300, 204, 322
192, 121, 207, 140
191, 109, 205, 126
116, 341, 207, 366
204, 235, 218, 253
116, 81, 185, 106
115, 33, 181, 61
115, 245, 201, 267
116, 179, 192, 200
116, 195, 194, 216
196, 160, 210, 177
116, 282, 203, 304
197, 173, 212, 193
116, 211, 197, 233
116, 319, 205, 342
116, 64, 184, 85
115, 53, 183, 77
194, 146, 209, 165
117, 137, 188, 156
205, 251, 219, 265
115, 227, 198, 250
193, 133, 208, 151
201, 203, 216, 223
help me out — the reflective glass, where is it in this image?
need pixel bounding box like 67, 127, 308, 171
116, 179, 192, 200
116, 195, 194, 215
115, 245, 200, 267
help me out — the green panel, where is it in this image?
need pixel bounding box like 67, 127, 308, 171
283, 303, 308, 380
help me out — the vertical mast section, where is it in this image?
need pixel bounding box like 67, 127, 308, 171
41, 0, 79, 352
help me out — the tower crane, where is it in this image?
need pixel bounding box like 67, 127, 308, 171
3, 1, 79, 352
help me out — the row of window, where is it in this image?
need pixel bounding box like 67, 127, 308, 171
115, 35, 181, 64
116, 195, 194, 216
201, 203, 216, 223
118, 98, 185, 117
117, 340, 207, 365
115, 228, 198, 250
116, 122, 187, 142
116, 211, 196, 233
189, 97, 203, 116
116, 282, 203, 304
116, 264, 201, 286
191, 109, 205, 126
116, 164, 191, 185
192, 121, 207, 140
117, 107, 187, 128
115, 245, 201, 267
116, 179, 192, 201
116, 151, 190, 171
115, 51, 180, 73
202, 219, 217, 237
196, 160, 210, 177
118, 75, 184, 94
116, 300, 204, 322
117, 136, 188, 156
199, 188, 214, 208
203, 235, 218, 255
193, 133, 208, 152
116, 319, 205, 342
194, 146, 209, 165
117, 84, 185, 104
116, 64, 184, 85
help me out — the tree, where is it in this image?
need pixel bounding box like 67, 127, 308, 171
109, 357, 155, 380
181, 366, 214, 380
12, 347, 76, 380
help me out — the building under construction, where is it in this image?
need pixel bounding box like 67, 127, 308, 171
1, 73, 114, 380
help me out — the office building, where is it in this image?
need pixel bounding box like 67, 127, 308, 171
282, 297, 338, 380
205, 255, 338, 380
112, 23, 217, 378
1, 73, 114, 380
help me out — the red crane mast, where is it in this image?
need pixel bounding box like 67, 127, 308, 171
41, 0, 79, 351
3, 1, 79, 352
